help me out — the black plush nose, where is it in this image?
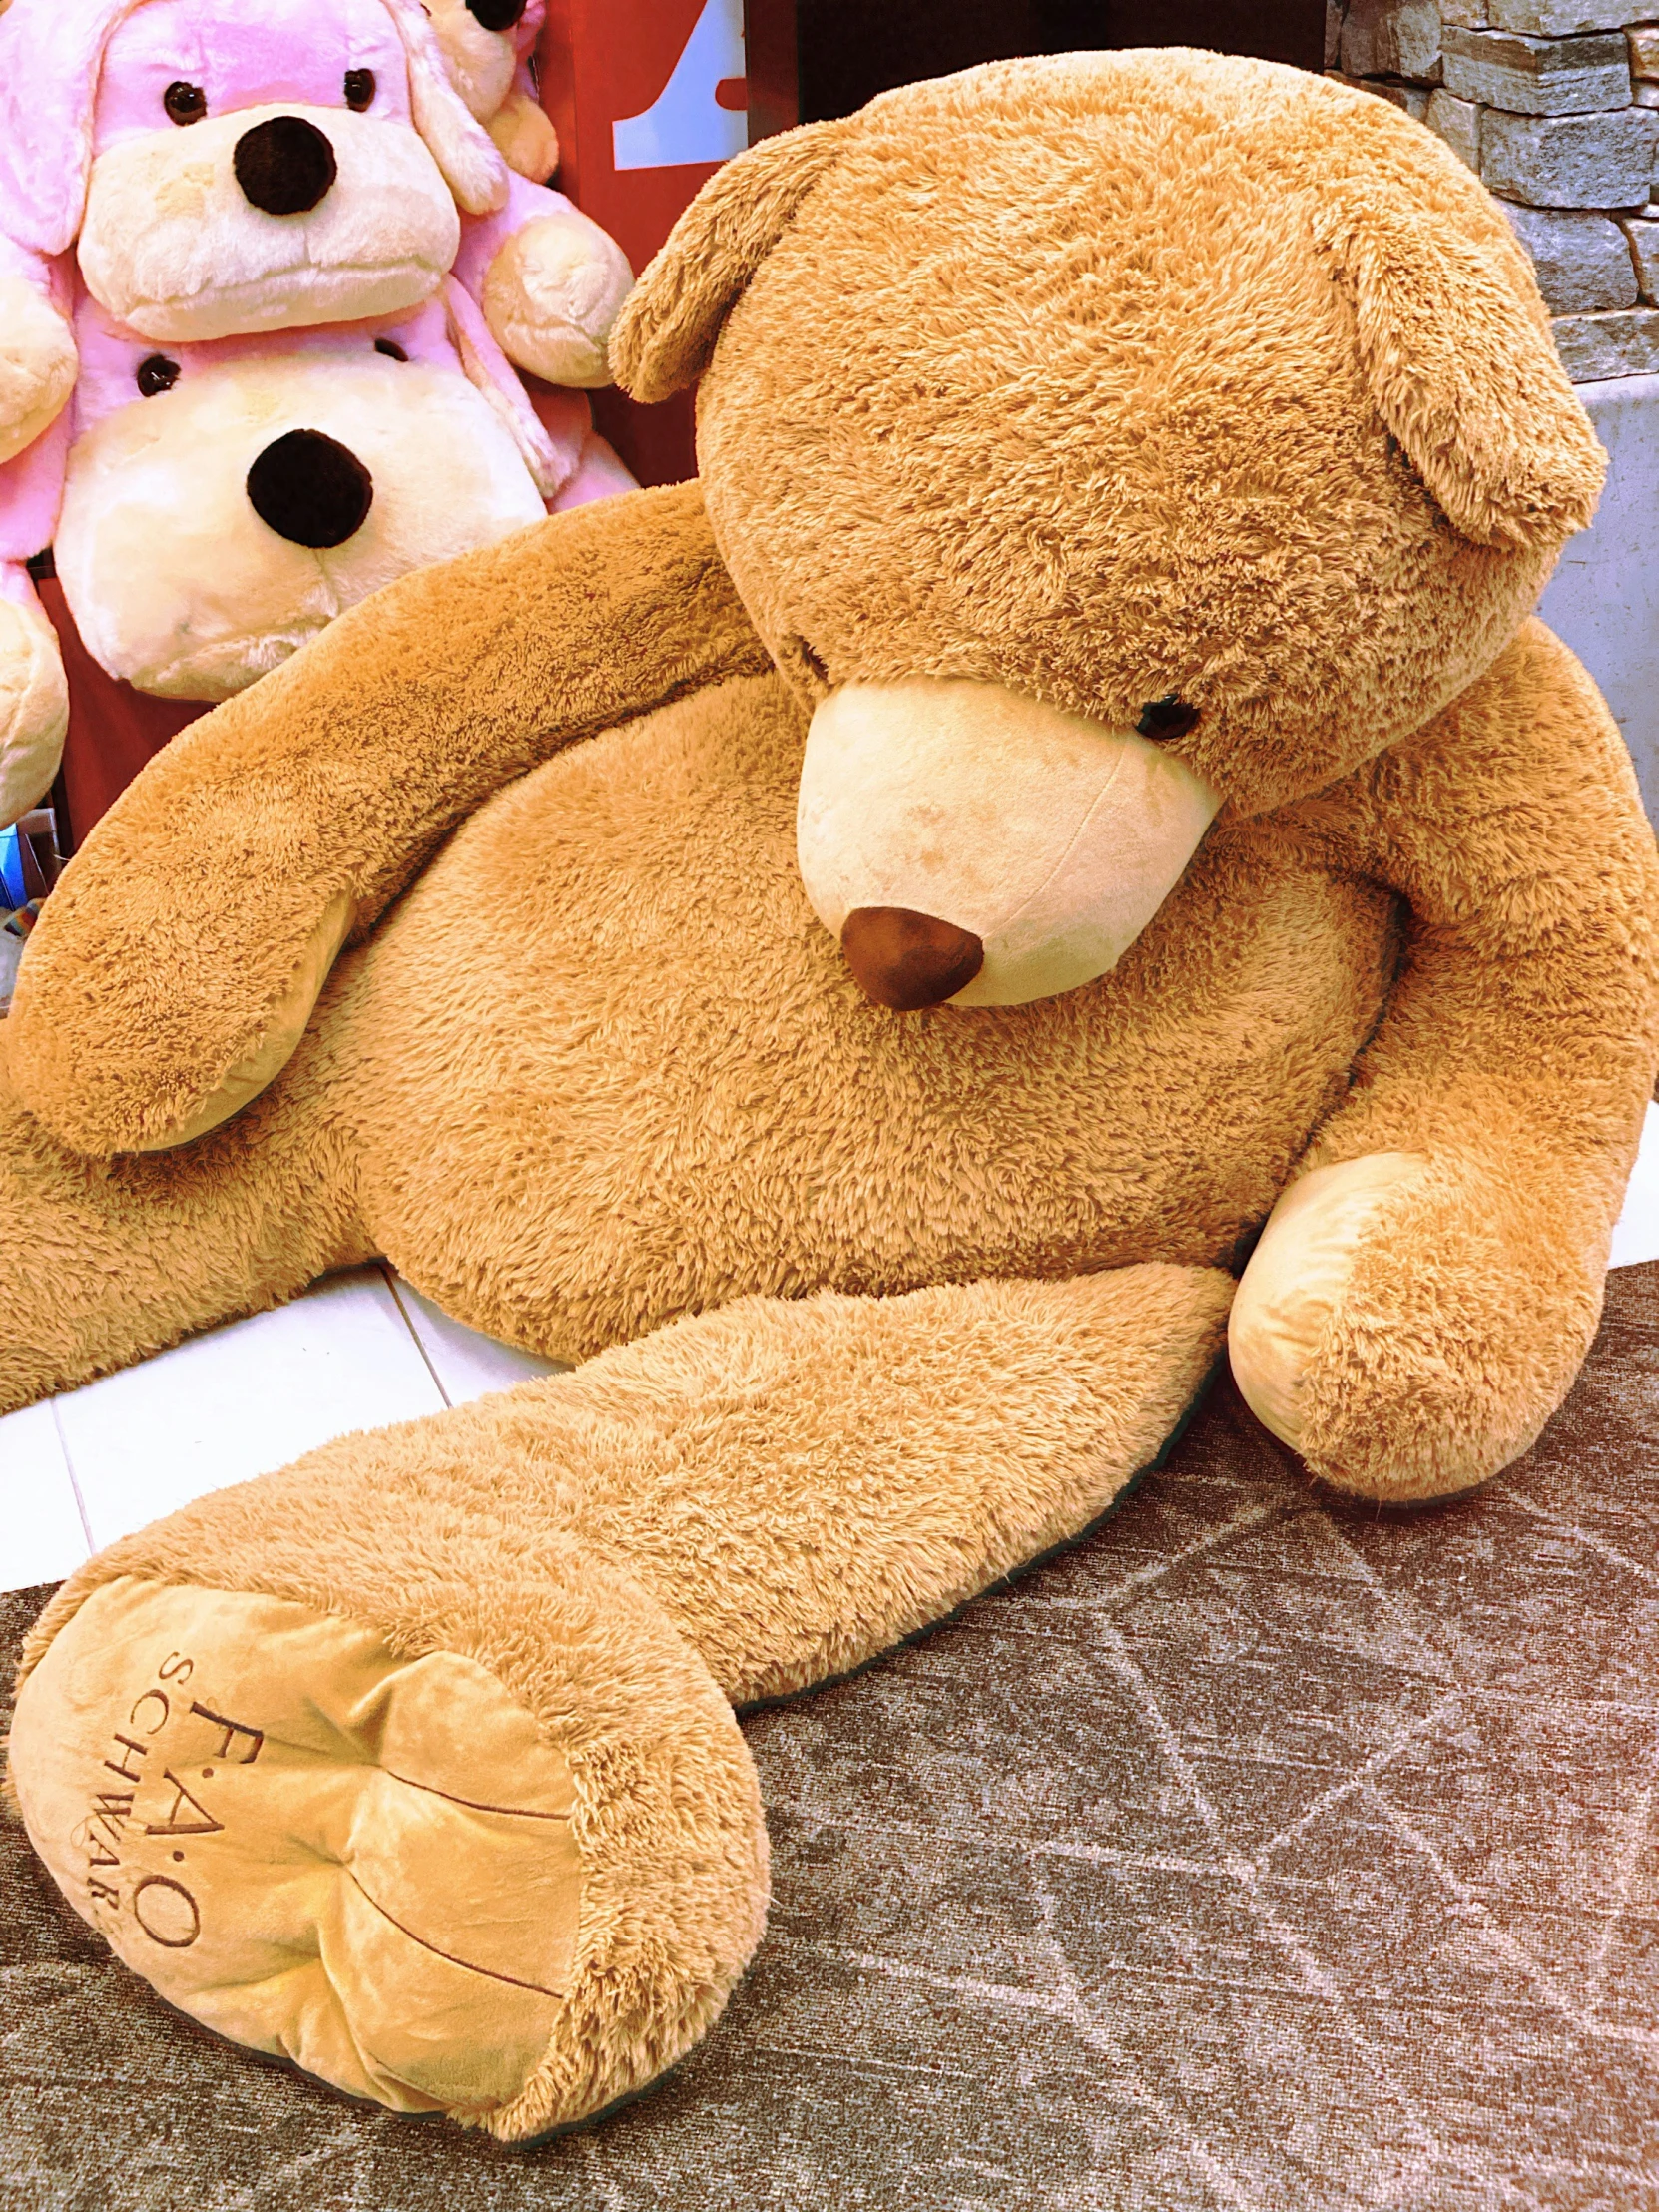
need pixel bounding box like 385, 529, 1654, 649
840, 906, 984, 1011
468, 0, 527, 25
234, 114, 337, 216
247, 429, 373, 548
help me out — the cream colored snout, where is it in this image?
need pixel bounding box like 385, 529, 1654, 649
78, 106, 462, 342
55, 355, 545, 699
797, 680, 1222, 1009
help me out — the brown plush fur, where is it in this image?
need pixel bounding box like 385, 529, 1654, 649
5, 50, 1659, 2132
0, 658, 1398, 1406
638, 56, 1605, 820
17, 1264, 1227, 2138
5, 486, 770, 1157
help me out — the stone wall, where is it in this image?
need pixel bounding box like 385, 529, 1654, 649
1327, 2, 1659, 380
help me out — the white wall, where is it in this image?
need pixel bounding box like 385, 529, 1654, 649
1537, 371, 1659, 828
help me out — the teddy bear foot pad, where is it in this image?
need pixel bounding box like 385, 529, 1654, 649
9, 1573, 761, 2136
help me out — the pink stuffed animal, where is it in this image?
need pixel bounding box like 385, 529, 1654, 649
0, 0, 636, 829
424, 0, 561, 184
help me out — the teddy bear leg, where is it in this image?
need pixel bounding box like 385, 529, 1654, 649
9, 1263, 1230, 2136
0, 1019, 367, 1414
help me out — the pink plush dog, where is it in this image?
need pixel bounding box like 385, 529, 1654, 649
0, 0, 636, 827
423, 0, 562, 184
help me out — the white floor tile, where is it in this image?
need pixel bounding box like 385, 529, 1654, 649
1609, 1099, 1659, 1271
56, 1267, 445, 1553
0, 1399, 91, 1590
386, 1271, 564, 1405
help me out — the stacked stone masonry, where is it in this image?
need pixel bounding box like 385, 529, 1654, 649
1327, 1, 1659, 377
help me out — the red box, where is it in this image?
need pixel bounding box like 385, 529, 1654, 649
540, 0, 768, 486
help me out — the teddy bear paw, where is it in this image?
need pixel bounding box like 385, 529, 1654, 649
0, 595, 70, 828
1227, 1148, 1590, 1502
1229, 1152, 1442, 1490
0, 276, 76, 467
481, 211, 635, 389
10, 1572, 767, 2135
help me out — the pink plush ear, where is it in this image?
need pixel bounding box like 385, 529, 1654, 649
379, 0, 511, 215
0, 0, 149, 258
442, 273, 574, 497
0, 403, 72, 568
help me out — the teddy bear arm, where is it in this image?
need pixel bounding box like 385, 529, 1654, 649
488, 89, 561, 184
0, 1008, 372, 1418
0, 360, 73, 827
9, 1263, 1229, 2131
7, 482, 770, 1158
457, 178, 634, 390
1231, 622, 1659, 1499
0, 238, 76, 469
0, 560, 69, 829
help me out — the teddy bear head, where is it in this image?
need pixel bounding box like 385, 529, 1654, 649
0, 0, 510, 344
421, 0, 559, 183
423, 0, 530, 121
614, 53, 1606, 1013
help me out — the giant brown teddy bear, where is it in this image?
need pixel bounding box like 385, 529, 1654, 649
5, 52, 1659, 2140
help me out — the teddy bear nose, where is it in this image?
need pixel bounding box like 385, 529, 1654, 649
840, 907, 984, 1011
234, 115, 338, 217
246, 428, 374, 548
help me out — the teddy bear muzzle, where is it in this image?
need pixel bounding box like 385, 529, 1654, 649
797, 679, 1223, 1010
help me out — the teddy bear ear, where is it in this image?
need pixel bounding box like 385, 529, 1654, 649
1316, 181, 1605, 548
611, 119, 849, 405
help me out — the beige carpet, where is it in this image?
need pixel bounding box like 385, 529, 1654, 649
5, 1264, 1657, 2210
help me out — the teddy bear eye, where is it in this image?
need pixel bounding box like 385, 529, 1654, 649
136, 354, 181, 396
344, 69, 375, 112
467, 0, 528, 27
163, 81, 208, 126
374, 338, 408, 360
1135, 696, 1200, 742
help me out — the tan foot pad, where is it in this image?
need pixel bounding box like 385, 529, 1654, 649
10, 1577, 582, 2117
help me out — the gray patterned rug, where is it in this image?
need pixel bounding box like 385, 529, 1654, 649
5, 1264, 1658, 2211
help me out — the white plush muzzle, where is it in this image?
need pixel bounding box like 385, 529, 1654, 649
56, 353, 545, 698
798, 679, 1222, 1008
78, 105, 462, 342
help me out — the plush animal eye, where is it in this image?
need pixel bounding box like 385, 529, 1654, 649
163, 81, 208, 126
136, 354, 181, 396
1135, 696, 1200, 742
344, 69, 375, 111
374, 337, 408, 360
467, 0, 527, 27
